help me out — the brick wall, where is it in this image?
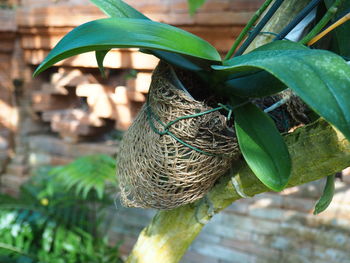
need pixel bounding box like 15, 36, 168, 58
1, 1, 350, 262
110, 177, 350, 263
0, 8, 17, 172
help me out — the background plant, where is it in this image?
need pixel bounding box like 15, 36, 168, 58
0, 154, 121, 263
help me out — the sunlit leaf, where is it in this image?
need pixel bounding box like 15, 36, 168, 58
313, 174, 335, 215
225, 71, 286, 97
90, 0, 209, 71
234, 103, 291, 191
33, 18, 221, 76
214, 43, 350, 140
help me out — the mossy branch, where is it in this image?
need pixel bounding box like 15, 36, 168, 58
126, 120, 350, 263
126, 1, 348, 262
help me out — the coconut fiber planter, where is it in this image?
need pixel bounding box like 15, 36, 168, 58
118, 63, 240, 209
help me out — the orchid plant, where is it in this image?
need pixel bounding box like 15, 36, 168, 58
33, 0, 350, 213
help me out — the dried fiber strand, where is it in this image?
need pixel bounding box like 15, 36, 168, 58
118, 63, 240, 209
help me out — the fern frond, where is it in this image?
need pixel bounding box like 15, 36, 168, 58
0, 242, 37, 261
0, 155, 121, 262
50, 154, 117, 200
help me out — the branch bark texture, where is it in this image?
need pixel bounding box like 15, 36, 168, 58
127, 120, 350, 263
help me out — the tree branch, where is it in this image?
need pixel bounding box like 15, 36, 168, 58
126, 1, 347, 262
126, 120, 350, 263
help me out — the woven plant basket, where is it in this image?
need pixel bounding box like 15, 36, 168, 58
118, 63, 240, 209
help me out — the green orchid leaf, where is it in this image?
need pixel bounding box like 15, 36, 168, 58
234, 102, 291, 191
188, 0, 206, 15
95, 50, 109, 78
34, 18, 220, 76
93, 0, 149, 75
89, 0, 148, 19
214, 46, 350, 141
331, 20, 350, 58
249, 39, 309, 52
313, 174, 335, 215
224, 40, 309, 97
225, 71, 286, 97
90, 0, 213, 72
90, 0, 146, 75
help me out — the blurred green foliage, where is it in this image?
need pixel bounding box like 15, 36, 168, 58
0, 155, 121, 263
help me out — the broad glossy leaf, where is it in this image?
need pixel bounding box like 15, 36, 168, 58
225, 71, 286, 97
151, 50, 214, 71
331, 21, 350, 58
225, 40, 309, 75
89, 0, 147, 19
248, 39, 308, 52
313, 174, 335, 215
34, 18, 220, 76
214, 47, 350, 141
234, 103, 291, 191
90, 0, 147, 76
87, 1, 212, 72
224, 40, 308, 97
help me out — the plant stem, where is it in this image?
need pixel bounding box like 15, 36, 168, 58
274, 0, 322, 40
300, 0, 345, 44
234, 0, 285, 57
307, 11, 350, 46
223, 0, 274, 61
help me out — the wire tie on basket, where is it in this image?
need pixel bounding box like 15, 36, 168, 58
146, 96, 240, 156
249, 27, 280, 38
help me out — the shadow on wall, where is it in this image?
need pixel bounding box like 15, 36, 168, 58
106, 174, 350, 263
190, 177, 350, 263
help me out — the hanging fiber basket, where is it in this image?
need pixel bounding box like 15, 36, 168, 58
118, 63, 240, 209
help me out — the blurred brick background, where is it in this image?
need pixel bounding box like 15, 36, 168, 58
0, 1, 350, 262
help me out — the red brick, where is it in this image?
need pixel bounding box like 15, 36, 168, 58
0, 174, 29, 196
21, 34, 63, 50
17, 5, 104, 27
76, 83, 108, 98
229, 0, 264, 11
5, 163, 29, 176
49, 155, 74, 166
0, 9, 17, 32
181, 251, 219, 263
281, 195, 315, 213
31, 92, 74, 111
41, 83, 69, 95
51, 68, 96, 87
43, 109, 105, 127
126, 72, 152, 94
126, 0, 170, 13
221, 238, 281, 260
342, 167, 350, 184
